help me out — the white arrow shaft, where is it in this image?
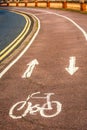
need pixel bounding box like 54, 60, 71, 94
22, 59, 39, 78
69, 57, 76, 69
65, 56, 79, 75
23, 64, 35, 78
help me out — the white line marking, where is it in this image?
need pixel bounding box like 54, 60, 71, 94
0, 13, 40, 78
65, 56, 79, 75
27, 8, 87, 41
0, 8, 86, 78
22, 59, 39, 78
33, 12, 50, 16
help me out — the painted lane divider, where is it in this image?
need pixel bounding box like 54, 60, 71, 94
65, 56, 79, 75
22, 59, 39, 78
0, 12, 40, 78
28, 8, 87, 41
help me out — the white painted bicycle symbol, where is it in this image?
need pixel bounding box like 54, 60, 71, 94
9, 92, 62, 119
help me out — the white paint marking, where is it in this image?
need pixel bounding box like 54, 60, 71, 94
22, 59, 39, 78
56, 14, 87, 41
1, 8, 86, 78
0, 13, 40, 78
33, 12, 50, 16
65, 56, 79, 75
27, 8, 87, 41
9, 92, 62, 119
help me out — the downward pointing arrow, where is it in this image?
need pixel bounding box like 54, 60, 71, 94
65, 56, 79, 75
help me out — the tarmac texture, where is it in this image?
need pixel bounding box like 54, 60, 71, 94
0, 7, 87, 130
0, 9, 26, 51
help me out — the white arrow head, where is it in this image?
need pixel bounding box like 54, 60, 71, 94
65, 56, 79, 75
65, 67, 79, 75
27, 59, 39, 66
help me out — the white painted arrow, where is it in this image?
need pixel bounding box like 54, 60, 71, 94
22, 59, 39, 78
65, 56, 79, 75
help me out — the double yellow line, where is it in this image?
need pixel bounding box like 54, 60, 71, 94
0, 11, 31, 62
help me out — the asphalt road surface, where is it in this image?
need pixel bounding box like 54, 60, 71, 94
0, 9, 26, 51
0, 7, 87, 130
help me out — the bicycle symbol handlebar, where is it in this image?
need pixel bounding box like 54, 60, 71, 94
9, 92, 62, 119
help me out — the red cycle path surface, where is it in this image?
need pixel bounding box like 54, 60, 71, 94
0, 7, 87, 130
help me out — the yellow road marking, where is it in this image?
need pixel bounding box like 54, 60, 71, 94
0, 11, 31, 61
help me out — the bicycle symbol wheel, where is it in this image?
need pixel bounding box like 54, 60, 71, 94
40, 101, 62, 118
9, 101, 31, 119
